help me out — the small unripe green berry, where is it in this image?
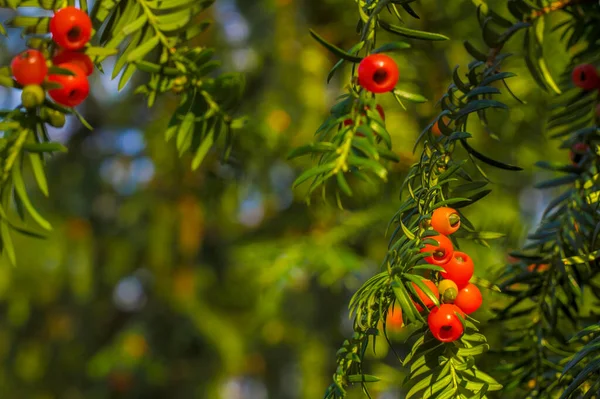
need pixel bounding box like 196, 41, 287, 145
48, 110, 66, 128
442, 287, 458, 302
41, 107, 66, 128
438, 279, 459, 303
50, 112, 66, 128
171, 76, 187, 93
21, 84, 45, 109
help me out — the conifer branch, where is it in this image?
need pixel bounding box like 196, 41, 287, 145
482, 0, 600, 396
320, 3, 529, 394
289, 0, 441, 201
0, 0, 245, 264
321, 0, 600, 397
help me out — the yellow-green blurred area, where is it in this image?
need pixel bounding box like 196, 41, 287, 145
0, 0, 580, 398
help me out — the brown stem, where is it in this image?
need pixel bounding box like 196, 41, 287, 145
524, 0, 594, 22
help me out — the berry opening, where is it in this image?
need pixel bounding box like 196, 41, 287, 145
572, 153, 583, 164
449, 214, 460, 227
439, 325, 454, 340
67, 27, 82, 42
580, 71, 587, 81
373, 69, 388, 84
433, 249, 446, 260
68, 89, 79, 98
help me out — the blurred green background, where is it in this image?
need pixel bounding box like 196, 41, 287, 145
0, 0, 575, 398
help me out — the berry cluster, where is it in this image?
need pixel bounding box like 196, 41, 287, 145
10, 6, 93, 118
386, 207, 484, 343
568, 64, 600, 166
353, 53, 485, 343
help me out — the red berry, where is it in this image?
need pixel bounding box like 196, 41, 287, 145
375, 104, 385, 120
432, 121, 442, 136
386, 304, 403, 330
454, 283, 482, 315
427, 304, 465, 342
571, 64, 599, 91
49, 7, 92, 51
10, 50, 48, 86
412, 279, 439, 312
440, 251, 474, 289
431, 117, 450, 137
48, 63, 90, 107
53, 50, 94, 76
570, 143, 589, 165
431, 207, 460, 235
343, 104, 385, 126
421, 234, 454, 265
109, 371, 133, 393
357, 54, 399, 93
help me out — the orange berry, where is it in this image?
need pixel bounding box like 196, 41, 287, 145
412, 279, 439, 312
454, 283, 482, 315
386, 304, 403, 330
421, 234, 454, 265
527, 264, 549, 272
441, 251, 474, 289
431, 207, 460, 235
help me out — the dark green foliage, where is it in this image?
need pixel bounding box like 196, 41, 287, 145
483, 1, 600, 398
560, 324, 600, 399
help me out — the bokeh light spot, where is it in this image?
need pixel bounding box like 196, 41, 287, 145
220, 377, 268, 399
117, 129, 145, 156
130, 157, 155, 184
267, 110, 291, 133
262, 320, 285, 345
238, 189, 265, 227
113, 276, 146, 312
122, 334, 148, 359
